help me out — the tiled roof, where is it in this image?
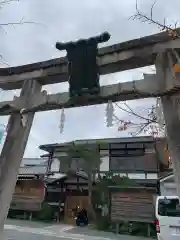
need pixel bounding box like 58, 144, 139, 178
19, 158, 60, 176
20, 158, 46, 167
159, 172, 174, 182
45, 173, 66, 183
45, 170, 89, 184
39, 136, 155, 152
19, 165, 47, 175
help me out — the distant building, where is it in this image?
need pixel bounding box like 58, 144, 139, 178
18, 157, 48, 177
10, 157, 63, 218
20, 158, 47, 167
39, 136, 170, 180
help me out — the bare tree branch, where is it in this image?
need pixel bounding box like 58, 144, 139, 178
0, 0, 46, 65
110, 99, 165, 137
114, 102, 156, 123
130, 0, 180, 38
0, 17, 45, 29
112, 0, 171, 137
0, 0, 18, 4
132, 122, 149, 136
0, 0, 45, 29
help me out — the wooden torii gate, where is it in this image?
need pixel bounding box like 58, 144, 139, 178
0, 29, 180, 233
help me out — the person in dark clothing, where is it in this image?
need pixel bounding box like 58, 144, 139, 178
75, 206, 88, 226
81, 208, 88, 225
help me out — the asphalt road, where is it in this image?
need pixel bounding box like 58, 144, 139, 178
4, 219, 153, 240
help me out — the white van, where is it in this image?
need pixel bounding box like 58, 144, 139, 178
155, 196, 180, 240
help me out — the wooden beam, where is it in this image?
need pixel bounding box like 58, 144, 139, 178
0, 30, 180, 90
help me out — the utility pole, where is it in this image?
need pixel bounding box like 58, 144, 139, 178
0, 79, 41, 238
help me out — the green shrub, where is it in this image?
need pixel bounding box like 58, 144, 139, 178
35, 202, 53, 221
95, 216, 110, 231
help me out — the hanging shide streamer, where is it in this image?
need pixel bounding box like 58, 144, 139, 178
59, 108, 65, 133
105, 100, 114, 127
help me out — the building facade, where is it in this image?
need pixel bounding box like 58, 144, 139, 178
39, 136, 170, 180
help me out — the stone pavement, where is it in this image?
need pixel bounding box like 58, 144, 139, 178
4, 219, 154, 240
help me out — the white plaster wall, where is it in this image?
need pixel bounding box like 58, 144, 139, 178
100, 156, 109, 171
21, 158, 45, 167
50, 158, 60, 172
160, 182, 178, 196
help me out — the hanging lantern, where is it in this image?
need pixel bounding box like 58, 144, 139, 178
106, 100, 114, 127
59, 108, 65, 133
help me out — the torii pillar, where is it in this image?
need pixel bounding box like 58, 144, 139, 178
0, 80, 42, 239
156, 50, 180, 199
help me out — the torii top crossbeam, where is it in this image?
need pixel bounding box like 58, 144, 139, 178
0, 29, 179, 91
0, 29, 180, 117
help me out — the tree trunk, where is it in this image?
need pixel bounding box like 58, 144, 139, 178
87, 172, 96, 221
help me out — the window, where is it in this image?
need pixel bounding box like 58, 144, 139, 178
127, 149, 144, 156
46, 192, 59, 202
158, 198, 180, 217
110, 149, 144, 156
24, 164, 37, 167
110, 143, 126, 149
144, 143, 154, 150
127, 143, 144, 149
110, 150, 126, 156
110, 157, 134, 170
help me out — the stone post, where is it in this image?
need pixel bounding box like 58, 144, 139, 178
156, 50, 180, 198
0, 80, 42, 239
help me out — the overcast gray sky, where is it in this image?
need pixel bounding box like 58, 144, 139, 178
0, 0, 179, 157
